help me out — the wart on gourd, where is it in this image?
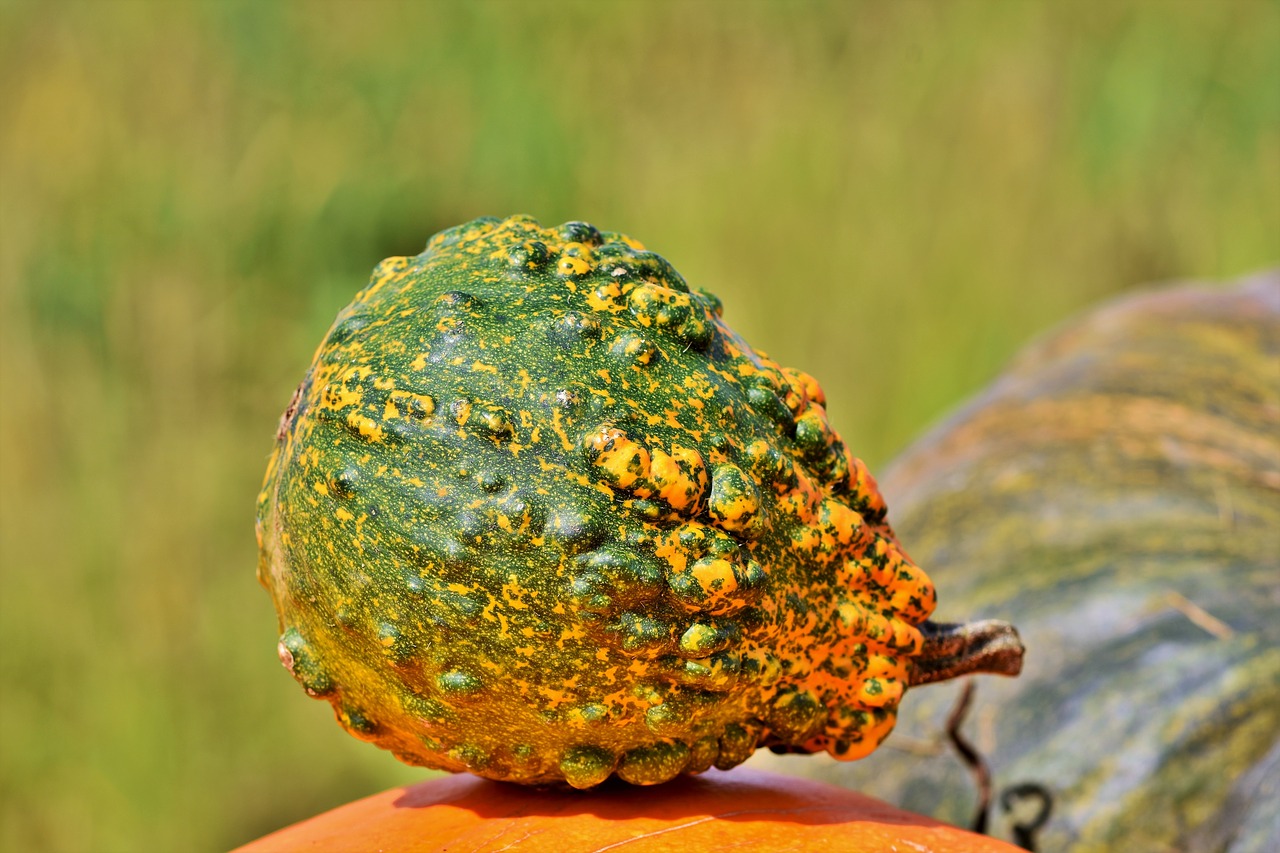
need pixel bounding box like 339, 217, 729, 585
255, 215, 1024, 789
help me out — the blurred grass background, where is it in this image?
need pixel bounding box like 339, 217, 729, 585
0, 0, 1276, 850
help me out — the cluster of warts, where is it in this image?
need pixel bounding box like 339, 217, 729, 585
257, 215, 937, 787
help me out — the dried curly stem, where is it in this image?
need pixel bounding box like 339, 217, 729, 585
910, 619, 1024, 686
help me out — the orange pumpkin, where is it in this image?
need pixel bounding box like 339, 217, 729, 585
235, 767, 1021, 852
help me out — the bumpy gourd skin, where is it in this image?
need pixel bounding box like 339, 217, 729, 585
257, 215, 937, 788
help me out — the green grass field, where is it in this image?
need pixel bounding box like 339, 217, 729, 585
1, 1, 1276, 850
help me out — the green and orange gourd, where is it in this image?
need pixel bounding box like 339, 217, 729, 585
255, 215, 1022, 789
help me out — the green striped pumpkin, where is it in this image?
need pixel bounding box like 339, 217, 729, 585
757, 273, 1280, 852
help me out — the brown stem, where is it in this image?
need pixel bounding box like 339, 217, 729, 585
910, 619, 1024, 686
945, 680, 991, 834
1001, 783, 1053, 851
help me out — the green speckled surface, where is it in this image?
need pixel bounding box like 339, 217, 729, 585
257, 216, 943, 786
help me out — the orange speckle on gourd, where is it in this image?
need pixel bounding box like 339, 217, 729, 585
584, 426, 651, 490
